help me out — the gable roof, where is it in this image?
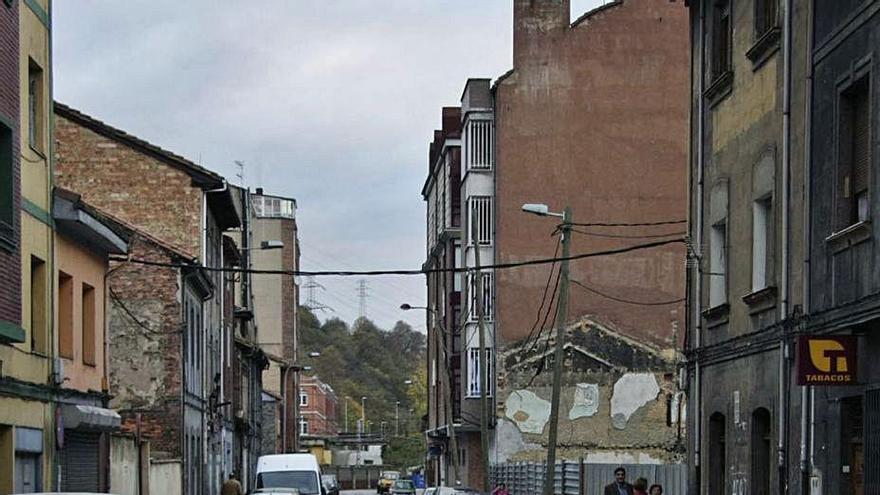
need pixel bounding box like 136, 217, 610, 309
55, 102, 224, 189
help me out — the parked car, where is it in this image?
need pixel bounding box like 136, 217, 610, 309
377, 470, 401, 493
390, 479, 416, 495
321, 474, 340, 495
253, 489, 302, 495
424, 486, 483, 495
256, 453, 323, 495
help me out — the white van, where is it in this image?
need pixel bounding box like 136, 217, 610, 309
255, 453, 324, 495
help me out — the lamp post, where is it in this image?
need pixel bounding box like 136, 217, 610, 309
344, 396, 350, 434
522, 203, 572, 495
395, 400, 401, 437
401, 303, 461, 485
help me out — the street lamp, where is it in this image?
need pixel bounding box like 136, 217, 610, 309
244, 240, 284, 250
395, 400, 401, 437
307, 351, 321, 358
344, 396, 350, 434
401, 303, 461, 485
522, 202, 572, 495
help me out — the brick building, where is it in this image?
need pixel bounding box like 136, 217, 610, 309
425, 0, 690, 488
299, 375, 339, 438
53, 103, 262, 495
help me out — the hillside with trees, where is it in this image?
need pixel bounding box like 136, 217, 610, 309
298, 307, 427, 445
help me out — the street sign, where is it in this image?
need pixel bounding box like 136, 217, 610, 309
796, 335, 858, 385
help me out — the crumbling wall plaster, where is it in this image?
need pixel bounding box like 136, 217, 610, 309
610, 373, 660, 429
568, 383, 599, 420
505, 389, 551, 434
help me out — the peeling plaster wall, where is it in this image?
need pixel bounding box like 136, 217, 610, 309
494, 320, 684, 464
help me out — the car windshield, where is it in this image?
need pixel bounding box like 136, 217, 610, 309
256, 471, 320, 495
394, 480, 414, 489
384, 472, 400, 480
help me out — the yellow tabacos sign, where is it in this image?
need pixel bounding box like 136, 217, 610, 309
797, 336, 857, 386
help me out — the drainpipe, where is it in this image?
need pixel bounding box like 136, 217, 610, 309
800, 0, 815, 493
692, 3, 706, 493
779, 0, 794, 492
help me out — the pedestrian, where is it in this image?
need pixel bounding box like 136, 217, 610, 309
634, 477, 648, 495
221, 472, 244, 495
491, 482, 510, 495
649, 484, 663, 495
603, 467, 634, 495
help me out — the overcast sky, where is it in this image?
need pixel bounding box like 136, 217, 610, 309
54, 0, 607, 332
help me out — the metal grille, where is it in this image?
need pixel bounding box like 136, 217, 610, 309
466, 120, 493, 170
492, 461, 687, 495
469, 272, 493, 320
468, 196, 492, 245
60, 430, 100, 492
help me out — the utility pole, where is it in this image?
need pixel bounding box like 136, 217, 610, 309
344, 396, 349, 434
433, 305, 461, 485
395, 401, 400, 437
542, 207, 572, 495
473, 214, 490, 494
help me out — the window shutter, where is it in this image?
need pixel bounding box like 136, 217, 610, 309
852, 87, 871, 196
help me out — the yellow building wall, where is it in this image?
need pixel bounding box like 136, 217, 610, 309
55, 235, 107, 393
0, 1, 56, 492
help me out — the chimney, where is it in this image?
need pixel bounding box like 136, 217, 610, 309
514, 0, 570, 67
255, 187, 264, 195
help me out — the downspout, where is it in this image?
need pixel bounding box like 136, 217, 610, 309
780, 0, 793, 492
692, 3, 705, 493
800, 1, 815, 493
47, 3, 58, 490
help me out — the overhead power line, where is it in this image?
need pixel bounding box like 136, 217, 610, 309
571, 279, 685, 306
109, 238, 684, 277
566, 219, 687, 227
569, 228, 687, 240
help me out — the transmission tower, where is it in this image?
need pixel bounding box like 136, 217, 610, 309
302, 276, 333, 313
356, 279, 369, 319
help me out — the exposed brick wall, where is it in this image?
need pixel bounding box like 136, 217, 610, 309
496, 0, 689, 347
0, 1, 21, 326
109, 236, 184, 459
54, 114, 203, 258
300, 377, 338, 437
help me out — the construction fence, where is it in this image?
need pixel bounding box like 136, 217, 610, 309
490, 461, 686, 495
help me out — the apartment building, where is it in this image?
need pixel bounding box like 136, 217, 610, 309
423, 106, 463, 485
426, 0, 690, 488
299, 375, 339, 438
249, 188, 300, 453
0, 1, 55, 491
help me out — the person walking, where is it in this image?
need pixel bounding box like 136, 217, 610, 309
603, 467, 634, 495
633, 477, 649, 495
649, 484, 663, 495
221, 472, 244, 495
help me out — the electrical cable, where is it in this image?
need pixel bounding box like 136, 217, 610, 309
568, 228, 687, 240
570, 279, 685, 306
109, 237, 684, 277
566, 219, 687, 227
518, 237, 561, 356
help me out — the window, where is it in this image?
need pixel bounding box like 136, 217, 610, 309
751, 408, 772, 495
468, 196, 492, 245
837, 75, 872, 229
82, 283, 96, 366
300, 391, 308, 407
27, 59, 44, 153
469, 272, 493, 321
755, 0, 778, 37
0, 121, 12, 241
466, 120, 493, 170
453, 241, 462, 292
711, 0, 732, 80
708, 412, 727, 494
300, 418, 309, 436
58, 273, 73, 359
466, 347, 493, 397
29, 256, 47, 353
709, 222, 727, 307
752, 197, 772, 291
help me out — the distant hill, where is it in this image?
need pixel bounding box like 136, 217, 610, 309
298, 307, 427, 437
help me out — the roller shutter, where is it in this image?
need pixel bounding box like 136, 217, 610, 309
60, 430, 100, 492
